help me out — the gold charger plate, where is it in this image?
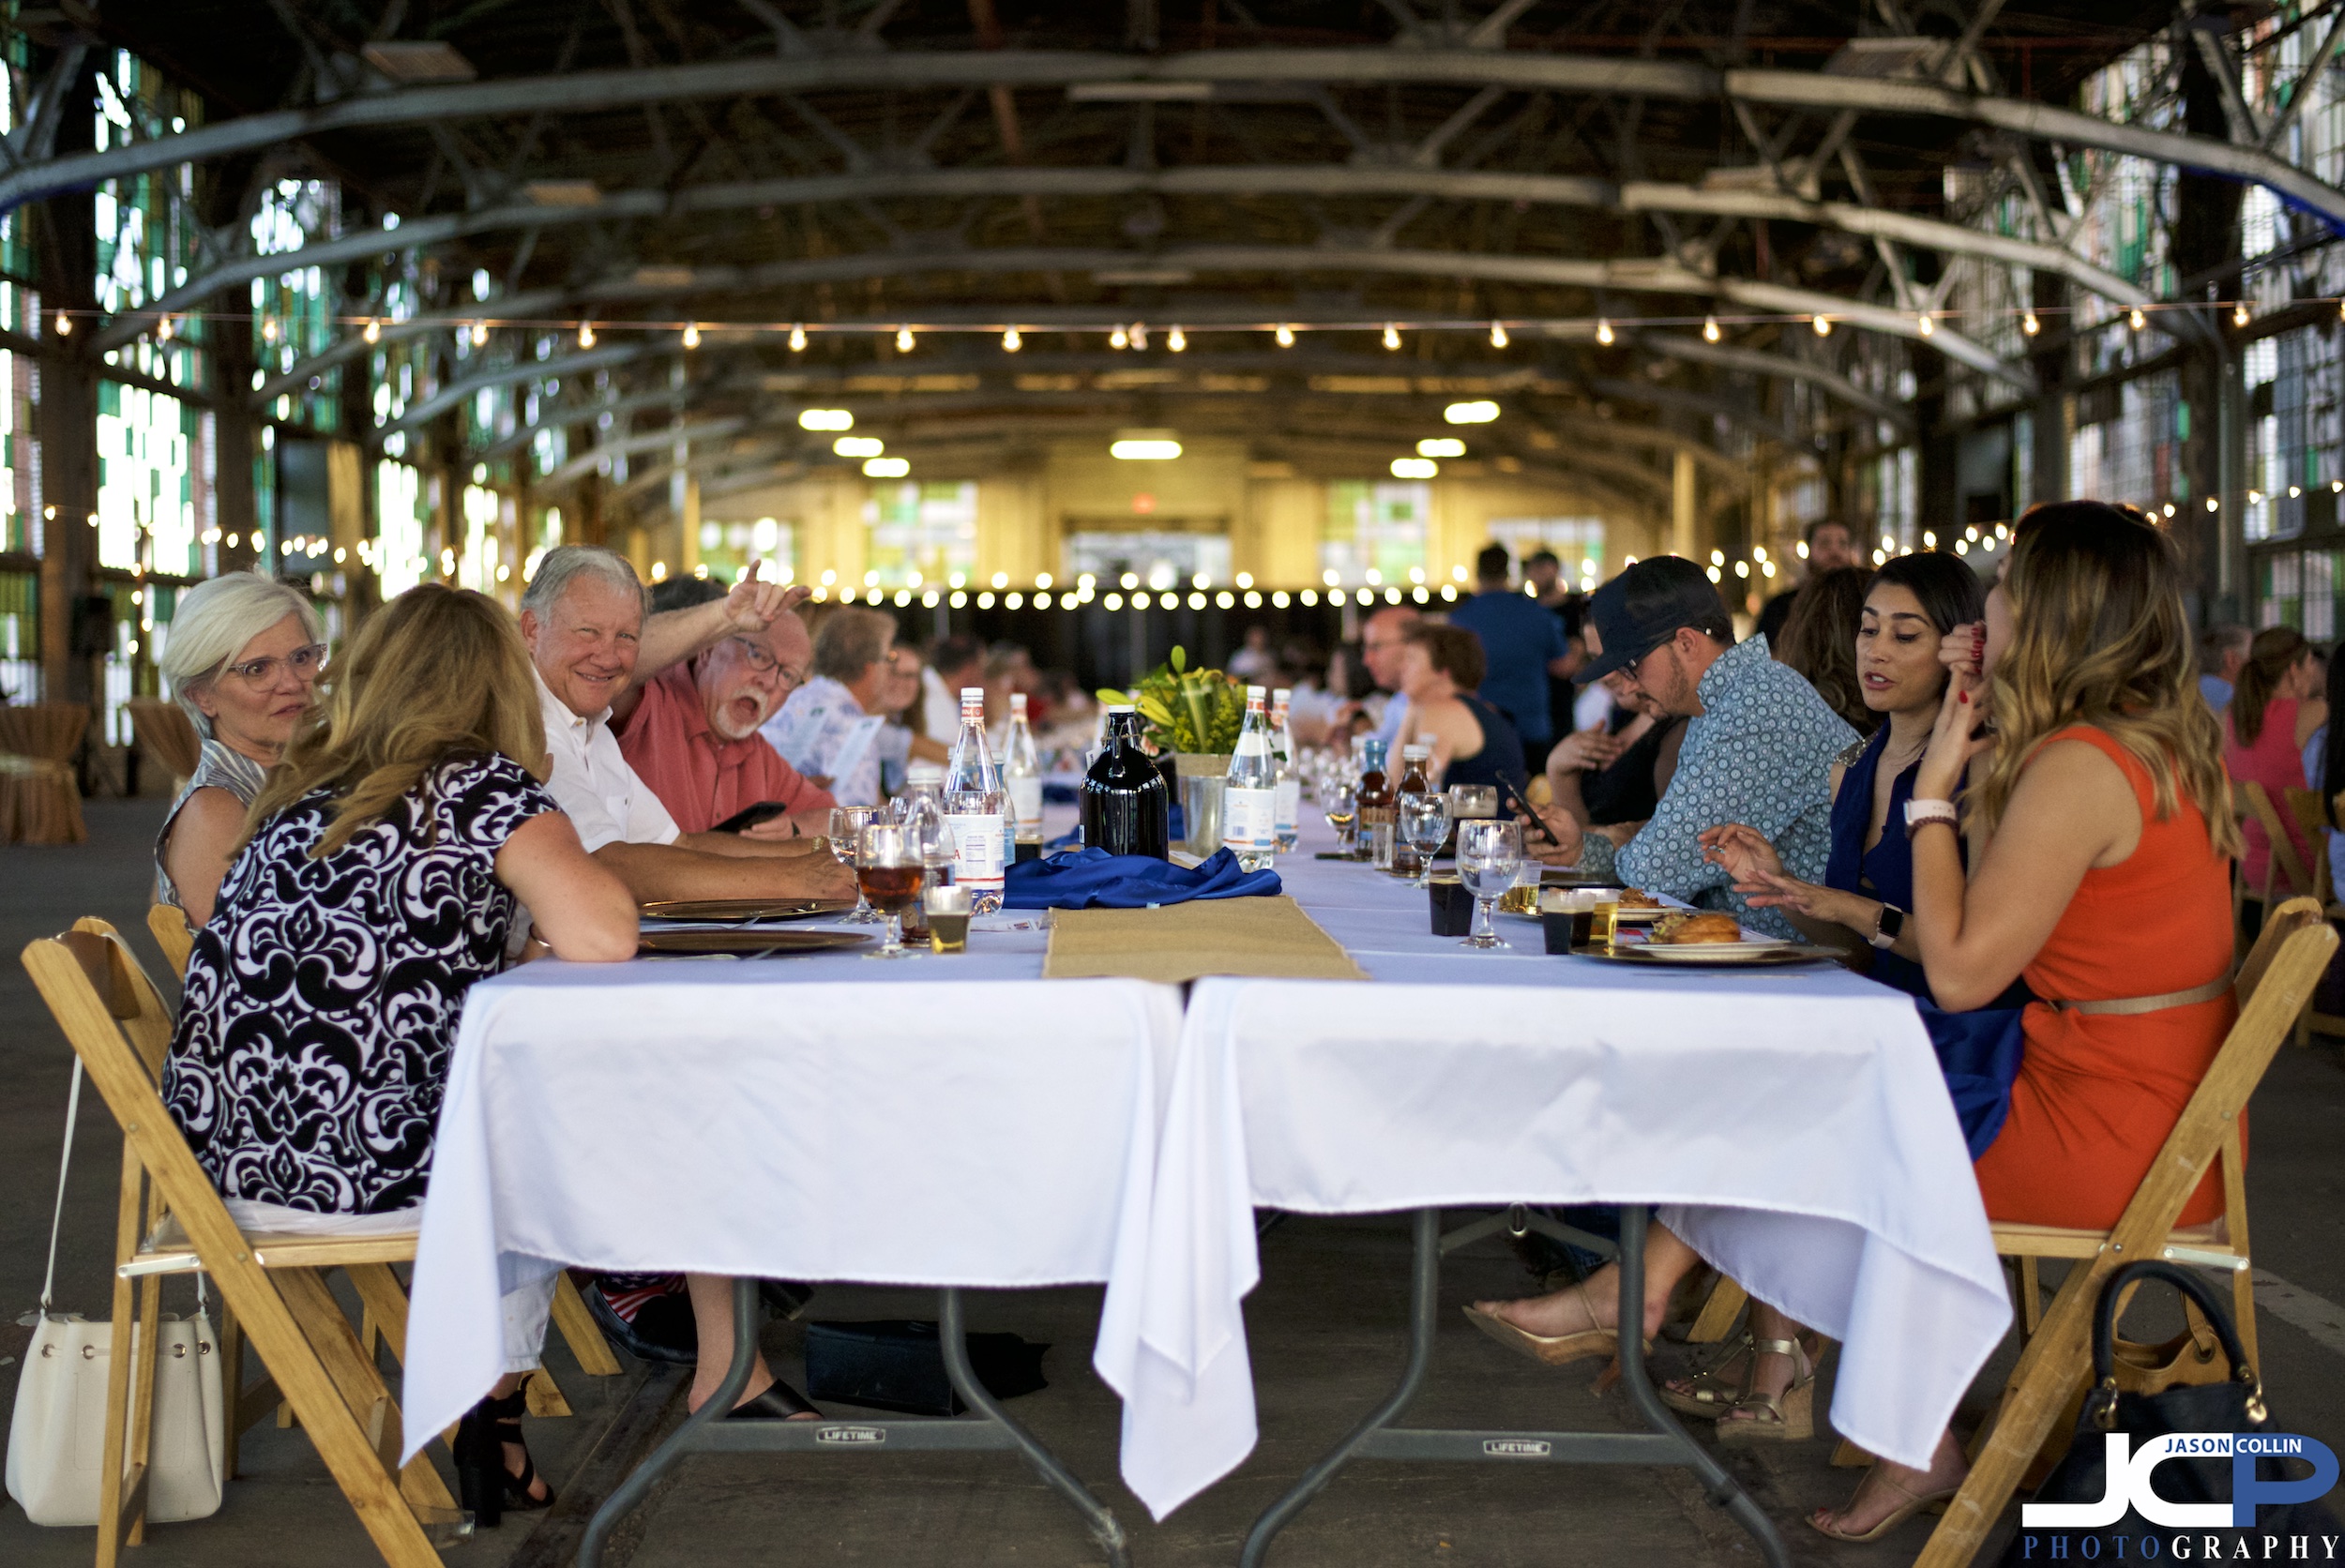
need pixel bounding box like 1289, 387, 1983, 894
637, 928, 873, 957
1584, 941, 1838, 968
638, 898, 855, 923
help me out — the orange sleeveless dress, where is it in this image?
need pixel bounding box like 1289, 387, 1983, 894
1971, 727, 2237, 1231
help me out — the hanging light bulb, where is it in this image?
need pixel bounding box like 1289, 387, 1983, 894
1595, 319, 1614, 346
2128, 307, 2146, 332
1111, 324, 1129, 350
156, 314, 173, 340
53, 310, 70, 337
261, 318, 277, 343
1002, 325, 1022, 352
578, 321, 596, 348
1274, 323, 1294, 347
896, 324, 915, 352
470, 321, 489, 346
363, 318, 382, 344
1130, 322, 1149, 350
2022, 311, 2040, 337
1702, 316, 1721, 343
1811, 314, 1832, 337
1917, 312, 1935, 338
1167, 325, 1187, 352
2232, 300, 2251, 329
1489, 320, 1508, 348
681, 322, 701, 348
788, 322, 807, 352
1382, 323, 1401, 351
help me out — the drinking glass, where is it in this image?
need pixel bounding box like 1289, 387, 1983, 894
1323, 776, 1359, 856
856, 822, 924, 959
827, 806, 882, 923
1399, 792, 1453, 888
896, 791, 956, 942
1456, 819, 1523, 950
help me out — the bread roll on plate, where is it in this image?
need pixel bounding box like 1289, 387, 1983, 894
1649, 911, 1746, 945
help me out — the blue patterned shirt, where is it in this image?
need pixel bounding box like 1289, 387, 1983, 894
1573, 635, 1858, 938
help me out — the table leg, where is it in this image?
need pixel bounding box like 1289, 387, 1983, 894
1237, 1206, 1790, 1568
577, 1277, 1128, 1568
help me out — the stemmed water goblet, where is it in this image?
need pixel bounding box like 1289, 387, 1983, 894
827, 805, 882, 923
1323, 775, 1359, 857
1399, 791, 1453, 889
1457, 819, 1523, 950
856, 822, 925, 959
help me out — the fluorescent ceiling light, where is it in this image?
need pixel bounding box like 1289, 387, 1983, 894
798, 408, 854, 431
1391, 458, 1439, 479
523, 181, 602, 208
1112, 439, 1183, 460
1416, 438, 1466, 458
834, 436, 884, 458
1443, 400, 1500, 425
863, 457, 910, 478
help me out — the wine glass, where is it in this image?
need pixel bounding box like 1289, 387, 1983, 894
1323, 775, 1359, 856
1456, 819, 1523, 950
827, 806, 882, 923
895, 790, 956, 942
856, 822, 925, 959
1399, 792, 1453, 889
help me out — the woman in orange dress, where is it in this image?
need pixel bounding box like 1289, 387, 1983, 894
1469, 504, 2241, 1545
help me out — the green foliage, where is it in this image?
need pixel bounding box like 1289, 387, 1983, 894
1096, 646, 1246, 755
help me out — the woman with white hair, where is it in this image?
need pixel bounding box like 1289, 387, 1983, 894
155, 571, 326, 924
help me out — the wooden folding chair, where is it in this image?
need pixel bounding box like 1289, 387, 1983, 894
2240, 779, 2313, 912
2281, 788, 2345, 1045
141, 905, 619, 1402
1912, 905, 2337, 1567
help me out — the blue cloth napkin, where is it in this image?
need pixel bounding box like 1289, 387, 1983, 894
1003, 846, 1281, 910
1915, 1002, 2027, 1160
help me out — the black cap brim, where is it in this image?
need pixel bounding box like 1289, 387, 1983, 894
1573, 630, 1663, 684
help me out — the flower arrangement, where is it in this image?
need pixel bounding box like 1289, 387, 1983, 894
1097, 646, 1246, 756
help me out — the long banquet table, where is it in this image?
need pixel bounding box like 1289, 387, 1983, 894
401, 813, 2011, 1559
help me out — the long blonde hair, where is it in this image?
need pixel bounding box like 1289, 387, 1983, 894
1969, 502, 2239, 861
245, 585, 549, 857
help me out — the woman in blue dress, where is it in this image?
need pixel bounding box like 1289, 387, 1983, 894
1686, 550, 2026, 1440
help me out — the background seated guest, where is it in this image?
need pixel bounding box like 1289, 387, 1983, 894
615, 596, 836, 837
2223, 625, 2325, 912
1523, 557, 1858, 938
520, 546, 852, 905
1772, 564, 1878, 736
2199, 622, 2250, 714
923, 633, 986, 742
1395, 622, 1526, 793
1543, 672, 1684, 834
153, 572, 327, 925
1447, 544, 1573, 771
1341, 606, 1419, 749
764, 607, 941, 806
2307, 650, 2345, 885
1755, 517, 1857, 647
159, 583, 640, 1521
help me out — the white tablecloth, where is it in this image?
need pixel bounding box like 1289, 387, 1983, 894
1095, 839, 2013, 1519
402, 954, 1184, 1460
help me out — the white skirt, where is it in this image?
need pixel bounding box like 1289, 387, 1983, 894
221, 1198, 553, 1375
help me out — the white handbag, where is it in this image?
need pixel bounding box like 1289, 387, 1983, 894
5, 1059, 225, 1526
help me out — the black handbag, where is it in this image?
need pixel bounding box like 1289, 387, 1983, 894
2001, 1262, 2341, 1564
802, 1320, 1049, 1417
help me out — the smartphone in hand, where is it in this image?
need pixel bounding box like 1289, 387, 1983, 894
714, 801, 791, 834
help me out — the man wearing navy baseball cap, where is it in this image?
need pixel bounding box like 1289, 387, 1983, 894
1526, 555, 1857, 937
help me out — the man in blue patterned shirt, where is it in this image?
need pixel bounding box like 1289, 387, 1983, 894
1528, 556, 1857, 938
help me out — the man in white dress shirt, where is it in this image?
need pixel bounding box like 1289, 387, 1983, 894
521, 547, 851, 905
516, 545, 836, 1422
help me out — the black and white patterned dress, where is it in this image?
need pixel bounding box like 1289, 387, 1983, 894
161, 752, 558, 1214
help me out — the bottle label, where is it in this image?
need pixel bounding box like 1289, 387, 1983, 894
1007, 776, 1044, 837
1274, 777, 1301, 833
945, 813, 1006, 893
1223, 787, 1278, 852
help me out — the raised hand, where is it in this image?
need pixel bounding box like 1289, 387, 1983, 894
722, 564, 812, 632
1548, 725, 1626, 774
1698, 822, 1784, 889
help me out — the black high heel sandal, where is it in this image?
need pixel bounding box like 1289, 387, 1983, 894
454, 1386, 555, 1528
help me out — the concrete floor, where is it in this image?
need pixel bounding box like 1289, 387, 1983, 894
5, 798, 2345, 1567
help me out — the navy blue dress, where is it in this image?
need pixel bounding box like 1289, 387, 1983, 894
1826, 726, 2028, 1158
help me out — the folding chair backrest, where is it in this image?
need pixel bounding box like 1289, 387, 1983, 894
2236, 896, 2322, 1013
147, 903, 194, 982
2285, 786, 2336, 906
63, 920, 175, 1078
2242, 780, 2313, 901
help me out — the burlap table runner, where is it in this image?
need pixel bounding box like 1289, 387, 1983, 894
1042, 895, 1368, 983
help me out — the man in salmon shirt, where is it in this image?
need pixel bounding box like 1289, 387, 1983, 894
615, 601, 837, 837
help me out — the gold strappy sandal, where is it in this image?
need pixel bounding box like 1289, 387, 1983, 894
1716, 1335, 1817, 1444
1660, 1331, 1755, 1420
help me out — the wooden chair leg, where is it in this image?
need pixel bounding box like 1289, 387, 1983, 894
1915, 1258, 2107, 1568
205, 1267, 441, 1568
1686, 1275, 1748, 1345
273, 1269, 458, 1515
123, 1268, 164, 1545
218, 1301, 245, 1481
552, 1271, 625, 1377
2019, 1256, 2042, 1336
2222, 1122, 2258, 1373
97, 1148, 144, 1568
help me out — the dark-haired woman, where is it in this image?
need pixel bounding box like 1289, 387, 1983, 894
161, 585, 643, 1522
2223, 626, 2325, 911
1773, 565, 1878, 737
1396, 622, 1528, 792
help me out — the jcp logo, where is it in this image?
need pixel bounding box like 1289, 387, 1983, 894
2021, 1433, 2339, 1530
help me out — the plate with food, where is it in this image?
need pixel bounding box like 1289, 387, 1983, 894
1590, 911, 1839, 966
1536, 886, 1673, 925
638, 898, 856, 924
637, 927, 873, 957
